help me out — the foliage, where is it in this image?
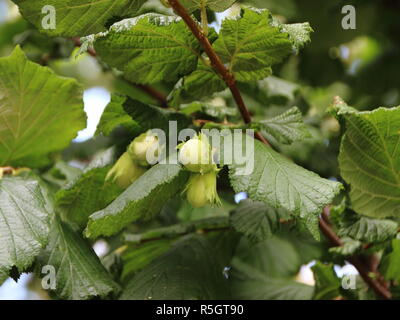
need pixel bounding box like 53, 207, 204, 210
0, 0, 400, 301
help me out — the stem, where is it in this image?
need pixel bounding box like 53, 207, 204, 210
71, 37, 169, 108
320, 210, 392, 299
167, 0, 392, 299
167, 0, 269, 145
200, 1, 209, 36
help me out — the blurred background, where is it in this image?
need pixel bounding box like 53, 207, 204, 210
0, 0, 399, 299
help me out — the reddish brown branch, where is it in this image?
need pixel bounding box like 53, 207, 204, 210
71, 38, 169, 108
167, 0, 269, 145
320, 211, 392, 299
167, 0, 392, 299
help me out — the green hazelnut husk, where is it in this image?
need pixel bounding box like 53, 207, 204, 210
106, 152, 147, 189
128, 131, 159, 167
186, 171, 221, 208
178, 134, 216, 174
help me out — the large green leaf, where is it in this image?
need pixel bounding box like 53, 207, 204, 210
120, 233, 233, 300
230, 231, 319, 300
180, 0, 236, 12
95, 94, 139, 136
36, 216, 120, 300
230, 199, 290, 243
0, 46, 86, 167
11, 0, 146, 37
256, 107, 311, 145
213, 8, 293, 82
338, 216, 398, 243
0, 175, 53, 283
228, 137, 342, 238
336, 102, 400, 218
56, 165, 123, 229
85, 162, 189, 239
93, 13, 202, 84
311, 262, 341, 300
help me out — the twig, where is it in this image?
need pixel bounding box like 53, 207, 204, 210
167, 0, 392, 299
320, 210, 392, 299
167, 0, 269, 145
71, 37, 169, 108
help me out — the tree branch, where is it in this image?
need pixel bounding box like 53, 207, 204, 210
320, 209, 392, 299
167, 0, 269, 145
167, 0, 392, 300
71, 37, 169, 108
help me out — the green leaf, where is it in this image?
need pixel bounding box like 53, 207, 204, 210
381, 239, 400, 283
228, 137, 342, 238
257, 107, 311, 145
85, 162, 190, 239
277, 22, 313, 50
180, 101, 237, 120
339, 216, 398, 243
93, 13, 202, 84
239, 76, 300, 105
121, 239, 173, 282
336, 103, 400, 218
180, 0, 236, 12
11, 0, 146, 37
230, 199, 290, 243
55, 166, 123, 229
0, 46, 86, 167
329, 237, 362, 256
0, 175, 53, 284
95, 94, 140, 136
169, 63, 226, 106
213, 8, 293, 82
123, 98, 192, 134
312, 262, 341, 300
231, 260, 314, 299
123, 216, 230, 244
35, 216, 120, 300
120, 234, 232, 299
230, 231, 319, 300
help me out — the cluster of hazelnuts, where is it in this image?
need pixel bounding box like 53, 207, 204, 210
106, 132, 221, 208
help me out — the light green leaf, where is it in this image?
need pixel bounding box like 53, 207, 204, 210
85, 162, 189, 239
329, 237, 362, 256
36, 216, 120, 300
336, 103, 400, 218
230, 199, 290, 243
213, 8, 293, 82
93, 13, 202, 84
180, 0, 236, 12
381, 239, 400, 283
169, 63, 225, 106
277, 22, 313, 50
120, 234, 232, 300
339, 216, 398, 243
228, 137, 342, 238
11, 0, 146, 37
257, 107, 311, 145
0, 175, 53, 284
0, 46, 86, 167
95, 94, 140, 136
312, 262, 341, 300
